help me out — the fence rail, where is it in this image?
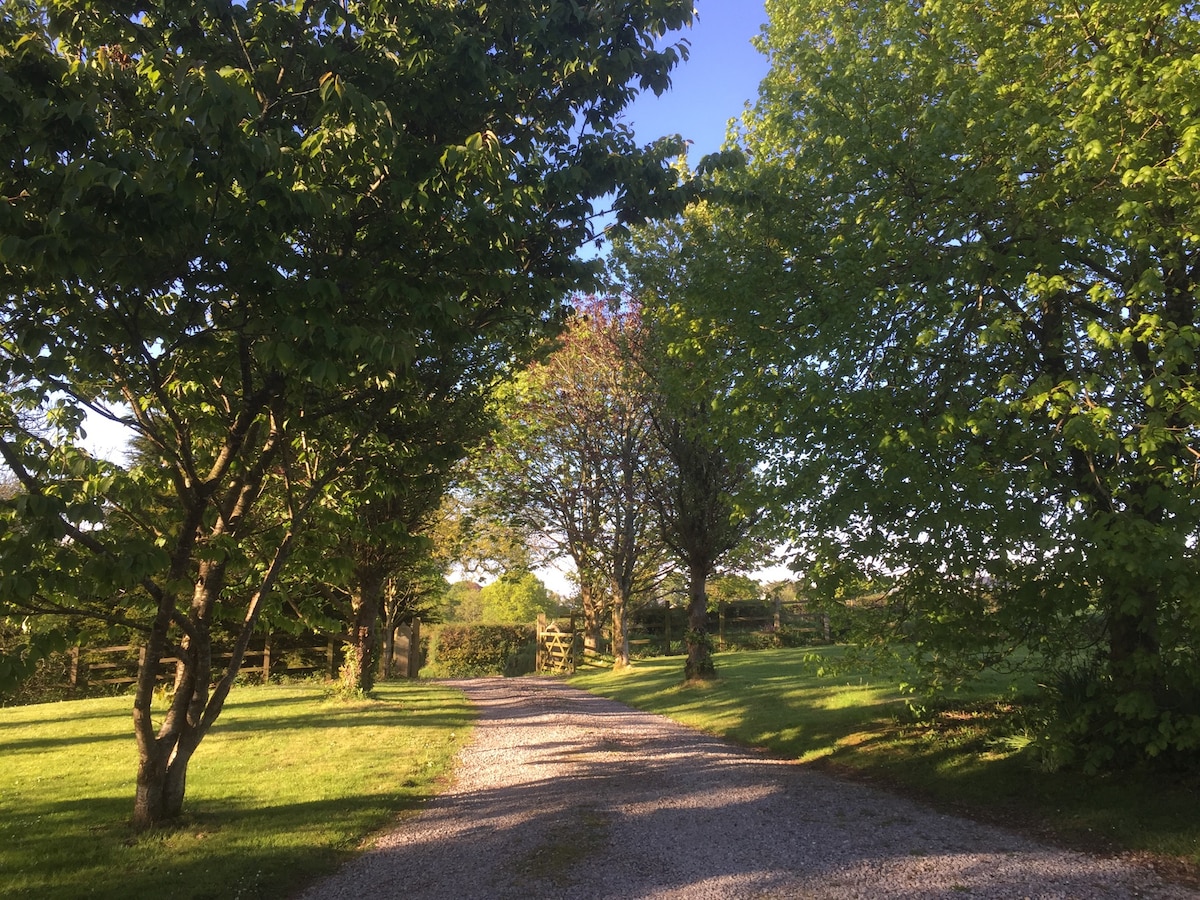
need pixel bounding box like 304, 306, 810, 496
71, 639, 335, 690
536, 614, 580, 674
630, 600, 832, 653
66, 628, 393, 696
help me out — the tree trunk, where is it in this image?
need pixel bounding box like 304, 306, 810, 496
1104, 568, 1163, 706
684, 561, 715, 681
132, 687, 205, 827
379, 577, 400, 680
580, 578, 605, 652
132, 586, 211, 829
381, 623, 395, 680
132, 745, 170, 829
1107, 588, 1160, 666
348, 564, 386, 693
611, 593, 630, 671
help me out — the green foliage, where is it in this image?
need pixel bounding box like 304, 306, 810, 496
333, 643, 368, 701
1039, 657, 1200, 774
477, 571, 555, 625
774, 625, 822, 649
0, 619, 71, 700
423, 624, 535, 678
706, 574, 763, 610
0, 0, 696, 823
655, 0, 1200, 767
442, 580, 485, 623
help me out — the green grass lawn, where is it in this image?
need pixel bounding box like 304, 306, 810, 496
0, 681, 472, 899
570, 647, 1200, 881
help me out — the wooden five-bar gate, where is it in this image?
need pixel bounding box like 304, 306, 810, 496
536, 614, 581, 673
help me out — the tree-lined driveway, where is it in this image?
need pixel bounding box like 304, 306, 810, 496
301, 678, 1194, 899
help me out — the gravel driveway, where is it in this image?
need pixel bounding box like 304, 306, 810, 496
300, 677, 1195, 899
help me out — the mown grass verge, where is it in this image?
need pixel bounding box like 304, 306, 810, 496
0, 681, 472, 899
570, 647, 1200, 883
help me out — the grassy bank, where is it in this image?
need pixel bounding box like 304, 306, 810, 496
570, 648, 1200, 880
0, 681, 472, 899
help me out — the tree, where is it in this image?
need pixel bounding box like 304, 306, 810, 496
443, 581, 485, 623
647, 402, 757, 679
478, 571, 554, 624
611, 208, 776, 682
306, 360, 494, 694
469, 298, 669, 666
720, 0, 1200, 766
435, 488, 538, 581
707, 574, 763, 607
0, 0, 695, 826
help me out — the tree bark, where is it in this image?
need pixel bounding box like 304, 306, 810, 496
348, 563, 386, 693
579, 577, 605, 652
381, 623, 395, 680
1103, 555, 1162, 690
684, 561, 716, 681
611, 594, 630, 671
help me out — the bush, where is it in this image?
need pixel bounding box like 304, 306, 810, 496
725, 631, 781, 651
777, 624, 827, 648
422, 624, 535, 678
1039, 657, 1200, 773
629, 636, 667, 659
2, 649, 80, 706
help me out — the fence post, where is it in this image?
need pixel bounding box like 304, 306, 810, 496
262, 634, 272, 680
718, 602, 727, 650
409, 618, 421, 678
536, 613, 547, 673
773, 595, 782, 633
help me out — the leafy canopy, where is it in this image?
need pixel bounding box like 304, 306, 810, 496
0, 0, 695, 821
677, 0, 1200, 767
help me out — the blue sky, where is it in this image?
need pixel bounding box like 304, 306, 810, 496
622, 1, 772, 161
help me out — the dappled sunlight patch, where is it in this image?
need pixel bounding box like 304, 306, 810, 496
835, 728, 888, 750
817, 685, 896, 710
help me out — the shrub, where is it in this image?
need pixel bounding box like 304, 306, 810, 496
423, 624, 535, 678
726, 631, 781, 651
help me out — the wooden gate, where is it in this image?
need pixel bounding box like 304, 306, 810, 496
384, 619, 421, 679
536, 614, 579, 674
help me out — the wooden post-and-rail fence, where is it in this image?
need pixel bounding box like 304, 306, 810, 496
68, 625, 423, 691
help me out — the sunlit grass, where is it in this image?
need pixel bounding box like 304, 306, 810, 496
0, 681, 472, 899
571, 647, 1200, 876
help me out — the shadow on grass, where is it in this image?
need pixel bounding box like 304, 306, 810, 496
0, 681, 474, 900
0, 729, 132, 756
1, 687, 472, 754
2, 791, 432, 900
210, 696, 473, 738
570, 652, 905, 766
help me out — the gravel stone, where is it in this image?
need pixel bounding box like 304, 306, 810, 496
299, 677, 1197, 900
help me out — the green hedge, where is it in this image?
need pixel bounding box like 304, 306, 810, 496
422, 624, 536, 678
